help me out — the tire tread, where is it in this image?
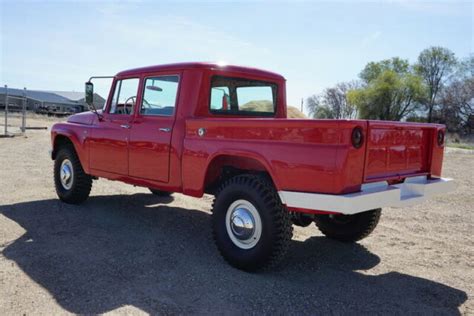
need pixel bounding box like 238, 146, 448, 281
211, 174, 293, 271
314, 209, 381, 242
54, 145, 92, 204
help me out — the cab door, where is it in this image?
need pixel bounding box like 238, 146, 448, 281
128, 75, 180, 182
89, 77, 140, 175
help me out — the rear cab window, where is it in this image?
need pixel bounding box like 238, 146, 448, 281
209, 76, 277, 116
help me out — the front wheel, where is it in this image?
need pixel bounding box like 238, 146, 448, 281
314, 209, 381, 242
211, 175, 293, 271
54, 145, 92, 204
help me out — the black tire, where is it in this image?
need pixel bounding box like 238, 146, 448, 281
149, 188, 172, 196
314, 209, 381, 242
54, 145, 92, 204
211, 174, 293, 272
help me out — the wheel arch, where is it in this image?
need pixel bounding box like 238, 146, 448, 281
51, 131, 89, 174
52, 134, 74, 159
203, 152, 280, 194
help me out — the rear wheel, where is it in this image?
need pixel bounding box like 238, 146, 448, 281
314, 209, 381, 242
54, 145, 92, 204
149, 188, 172, 196
212, 174, 293, 271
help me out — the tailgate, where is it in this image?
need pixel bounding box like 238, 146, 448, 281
363, 121, 439, 182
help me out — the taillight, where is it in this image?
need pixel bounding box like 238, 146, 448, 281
351, 127, 364, 149
437, 130, 445, 146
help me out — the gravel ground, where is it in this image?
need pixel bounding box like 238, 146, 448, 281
0, 116, 472, 315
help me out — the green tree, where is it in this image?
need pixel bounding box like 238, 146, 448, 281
348, 58, 426, 121
415, 46, 457, 122
360, 57, 410, 83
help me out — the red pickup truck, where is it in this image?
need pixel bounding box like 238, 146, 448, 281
51, 62, 454, 271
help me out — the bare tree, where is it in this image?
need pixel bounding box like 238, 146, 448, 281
439, 77, 474, 132
415, 46, 457, 122
456, 54, 474, 79
307, 81, 360, 119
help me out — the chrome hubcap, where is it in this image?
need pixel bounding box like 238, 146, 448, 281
231, 208, 255, 240
60, 159, 73, 190
225, 200, 262, 249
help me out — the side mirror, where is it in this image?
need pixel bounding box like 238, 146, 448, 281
222, 93, 230, 110
85, 81, 94, 105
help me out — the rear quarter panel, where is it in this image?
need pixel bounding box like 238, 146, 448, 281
182, 118, 368, 196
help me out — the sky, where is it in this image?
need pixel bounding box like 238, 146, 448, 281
0, 0, 472, 113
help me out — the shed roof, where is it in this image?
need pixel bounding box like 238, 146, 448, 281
47, 91, 84, 101
0, 87, 81, 105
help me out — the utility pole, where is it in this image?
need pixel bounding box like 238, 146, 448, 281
4, 85, 8, 136
22, 87, 27, 133
300, 98, 303, 113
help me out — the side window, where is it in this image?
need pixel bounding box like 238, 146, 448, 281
209, 76, 277, 116
237, 86, 274, 112
109, 78, 139, 115
141, 76, 179, 116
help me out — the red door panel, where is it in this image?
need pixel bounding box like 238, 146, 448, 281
89, 114, 131, 175
128, 116, 173, 182
127, 73, 179, 183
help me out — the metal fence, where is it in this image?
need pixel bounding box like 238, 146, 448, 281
1, 85, 27, 137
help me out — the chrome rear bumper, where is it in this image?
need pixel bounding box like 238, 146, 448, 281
278, 176, 455, 215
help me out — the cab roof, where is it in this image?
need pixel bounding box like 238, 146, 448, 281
116, 62, 285, 80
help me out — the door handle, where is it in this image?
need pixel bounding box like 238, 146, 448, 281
159, 128, 171, 133
120, 124, 131, 129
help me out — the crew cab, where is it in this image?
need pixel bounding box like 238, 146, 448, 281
51, 62, 454, 271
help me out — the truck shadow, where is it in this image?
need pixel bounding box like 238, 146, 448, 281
0, 194, 467, 315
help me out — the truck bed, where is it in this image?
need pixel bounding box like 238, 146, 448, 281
182, 118, 445, 196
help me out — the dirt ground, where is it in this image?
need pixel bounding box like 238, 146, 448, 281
0, 115, 473, 315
